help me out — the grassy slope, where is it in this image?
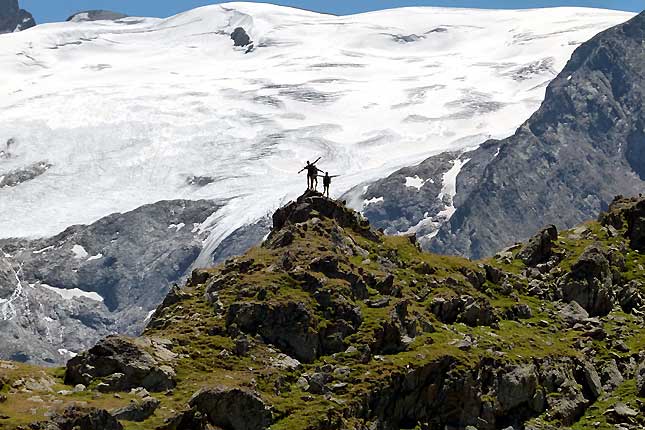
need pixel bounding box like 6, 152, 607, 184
1, 205, 644, 429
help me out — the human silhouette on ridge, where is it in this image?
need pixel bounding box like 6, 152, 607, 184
319, 171, 339, 198
298, 157, 321, 190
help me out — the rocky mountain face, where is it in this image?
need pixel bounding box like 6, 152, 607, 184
355, 11, 645, 259
66, 10, 129, 22
0, 199, 221, 365
1, 192, 644, 430
0, 0, 34, 33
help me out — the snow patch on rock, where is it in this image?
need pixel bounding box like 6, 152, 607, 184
71, 244, 88, 260
436, 158, 471, 221
168, 223, 185, 232
405, 175, 426, 190
363, 196, 384, 208
87, 253, 103, 261
40, 284, 103, 303
58, 348, 78, 358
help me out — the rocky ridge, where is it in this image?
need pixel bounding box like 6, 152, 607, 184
66, 10, 129, 22
0, 192, 644, 429
0, 0, 34, 33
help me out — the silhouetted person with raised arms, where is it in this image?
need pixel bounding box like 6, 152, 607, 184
319, 171, 339, 197
298, 157, 321, 190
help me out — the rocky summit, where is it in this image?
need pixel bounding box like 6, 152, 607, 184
0, 0, 34, 33
1, 192, 645, 430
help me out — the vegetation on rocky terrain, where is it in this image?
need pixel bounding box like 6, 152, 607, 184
1, 191, 644, 430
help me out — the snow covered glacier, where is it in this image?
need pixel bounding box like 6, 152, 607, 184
0, 2, 633, 256
0, 2, 636, 362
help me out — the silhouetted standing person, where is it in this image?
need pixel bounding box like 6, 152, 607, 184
319, 172, 339, 197
298, 157, 321, 190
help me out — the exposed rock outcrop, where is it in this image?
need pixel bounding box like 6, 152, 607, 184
559, 244, 614, 316
270, 190, 379, 243
0, 0, 35, 33
66, 10, 128, 22
345, 151, 463, 242
110, 396, 160, 422
637, 359, 645, 397
626, 199, 645, 251
226, 301, 321, 363
163, 386, 272, 430
358, 12, 645, 260
431, 294, 498, 326
0, 199, 220, 365
517, 225, 558, 266
64, 335, 176, 392
231, 27, 252, 47
431, 11, 645, 259
21, 406, 123, 430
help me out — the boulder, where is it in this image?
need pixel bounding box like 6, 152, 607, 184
189, 386, 272, 430
149, 284, 190, 320
625, 198, 645, 251
505, 303, 533, 320
375, 273, 398, 296
307, 372, 331, 394
372, 301, 416, 354
430, 296, 462, 323
580, 361, 603, 399
559, 244, 614, 316
65, 335, 175, 392
226, 301, 320, 362
23, 406, 123, 430
546, 385, 588, 425
459, 297, 498, 327
538, 359, 593, 425
600, 359, 623, 392
617, 281, 644, 313
637, 359, 645, 397
604, 402, 639, 424
496, 364, 538, 413
110, 397, 160, 422
483, 264, 506, 284
231, 27, 252, 47
459, 267, 486, 290
558, 301, 589, 327
430, 295, 498, 326
365, 297, 390, 308
517, 225, 558, 266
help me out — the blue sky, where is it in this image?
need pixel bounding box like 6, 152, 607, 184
21, 0, 642, 23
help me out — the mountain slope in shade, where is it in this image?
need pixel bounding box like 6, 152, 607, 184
352, 10, 645, 259
431, 10, 645, 259
0, 199, 220, 365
